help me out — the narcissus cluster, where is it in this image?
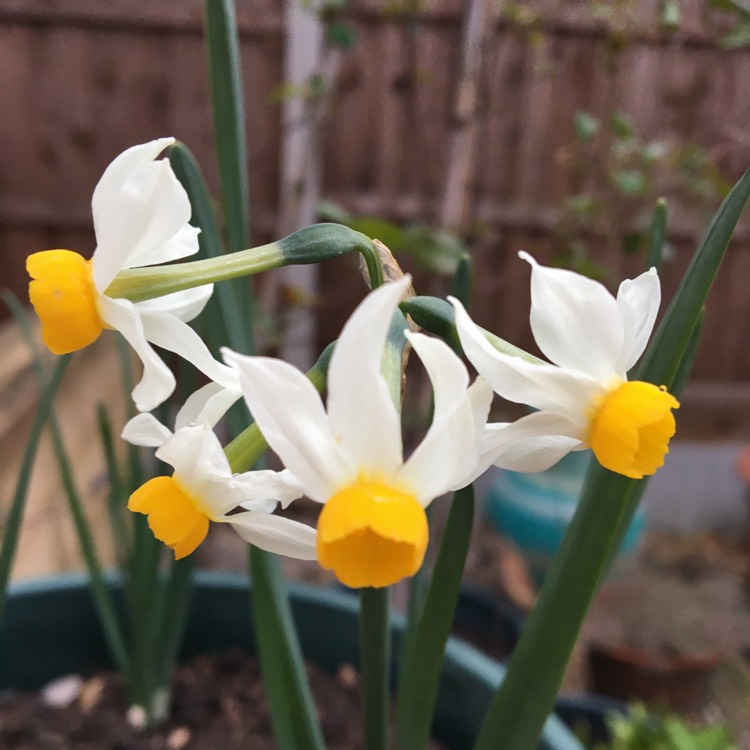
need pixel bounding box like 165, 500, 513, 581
27, 138, 679, 589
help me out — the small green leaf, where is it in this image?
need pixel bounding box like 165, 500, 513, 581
317, 200, 353, 224
348, 218, 406, 251
611, 169, 647, 196
609, 111, 634, 139
720, 21, 750, 48
573, 111, 600, 142
661, 0, 682, 30
400, 227, 466, 275
326, 22, 358, 49
643, 140, 668, 165
565, 193, 598, 216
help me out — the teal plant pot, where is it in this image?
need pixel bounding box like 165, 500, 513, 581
485, 452, 645, 584
0, 572, 583, 750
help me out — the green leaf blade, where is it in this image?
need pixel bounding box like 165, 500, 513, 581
396, 486, 474, 750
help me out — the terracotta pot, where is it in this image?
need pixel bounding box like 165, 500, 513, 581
588, 642, 722, 712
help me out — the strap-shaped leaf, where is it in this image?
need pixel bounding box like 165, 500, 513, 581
0, 354, 69, 622
396, 485, 474, 750
203, 2, 323, 746
647, 197, 667, 272
204, 0, 253, 347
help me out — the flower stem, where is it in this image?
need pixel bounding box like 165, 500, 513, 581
360, 587, 391, 750
104, 223, 382, 304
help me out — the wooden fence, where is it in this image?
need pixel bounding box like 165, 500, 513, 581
1, 0, 749, 380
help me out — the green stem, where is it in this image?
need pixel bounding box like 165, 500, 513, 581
360, 587, 391, 750
104, 224, 382, 304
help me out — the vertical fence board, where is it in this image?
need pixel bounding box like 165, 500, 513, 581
1, 2, 749, 379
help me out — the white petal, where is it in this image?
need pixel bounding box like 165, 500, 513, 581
174, 382, 242, 431
493, 435, 584, 473
520, 252, 624, 382
326, 279, 409, 477
121, 413, 172, 447
616, 267, 661, 374
222, 349, 350, 502
229, 513, 318, 560
140, 312, 238, 388
443, 378, 497, 489
452, 298, 596, 426
397, 332, 476, 505
135, 284, 213, 323
482, 411, 583, 473
468, 376, 493, 436
234, 469, 304, 511
92, 140, 198, 291
156, 425, 232, 502
92, 139, 175, 213
127, 223, 200, 271
98, 296, 175, 411
447, 421, 512, 490
202, 468, 304, 517
118, 163, 198, 268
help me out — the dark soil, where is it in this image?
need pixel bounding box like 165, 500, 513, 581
0, 650, 444, 750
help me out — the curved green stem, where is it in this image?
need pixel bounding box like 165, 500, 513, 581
105, 224, 383, 303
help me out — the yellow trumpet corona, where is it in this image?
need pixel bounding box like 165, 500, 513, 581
317, 480, 428, 589
128, 475, 210, 560
27, 250, 103, 354
589, 381, 679, 479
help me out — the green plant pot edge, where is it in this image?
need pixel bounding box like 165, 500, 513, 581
0, 571, 582, 750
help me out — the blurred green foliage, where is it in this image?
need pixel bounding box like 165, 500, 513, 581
555, 109, 729, 281
592, 705, 738, 750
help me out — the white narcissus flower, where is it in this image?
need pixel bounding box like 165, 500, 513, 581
451, 252, 679, 480
223, 277, 482, 589
122, 414, 316, 560
26, 137, 236, 412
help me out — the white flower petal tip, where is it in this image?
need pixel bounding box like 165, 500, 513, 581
517, 250, 536, 266
121, 413, 173, 448
326, 277, 413, 480
231, 514, 318, 560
